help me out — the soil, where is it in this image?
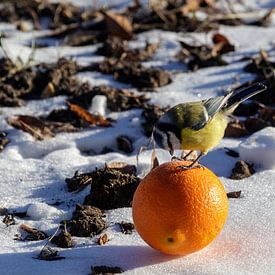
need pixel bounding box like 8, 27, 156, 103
118, 221, 135, 234
227, 191, 242, 198
91, 265, 124, 275
98, 58, 171, 88
68, 85, 149, 112
51, 230, 73, 248
230, 160, 255, 180
0, 132, 9, 152
84, 166, 141, 210
68, 204, 107, 238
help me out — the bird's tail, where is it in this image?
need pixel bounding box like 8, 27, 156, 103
223, 81, 267, 113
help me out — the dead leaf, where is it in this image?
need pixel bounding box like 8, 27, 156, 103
224, 120, 249, 138
118, 221, 135, 234
212, 33, 231, 44
106, 162, 136, 175
35, 246, 65, 261
68, 103, 111, 127
96, 233, 109, 245
7, 115, 78, 140
102, 11, 133, 40
227, 190, 242, 198
7, 115, 54, 140
2, 214, 15, 226
212, 33, 235, 56
230, 160, 255, 180
20, 224, 48, 241
180, 0, 200, 15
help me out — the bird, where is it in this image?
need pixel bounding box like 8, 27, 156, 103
152, 81, 267, 168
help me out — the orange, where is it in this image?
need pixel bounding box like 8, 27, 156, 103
132, 161, 228, 255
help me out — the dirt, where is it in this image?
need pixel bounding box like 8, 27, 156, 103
91, 265, 124, 275
66, 171, 93, 193
2, 214, 15, 226
0, 132, 9, 152
118, 222, 135, 234
177, 36, 234, 71
68, 85, 149, 112
19, 224, 48, 241
51, 229, 73, 248
98, 58, 171, 88
68, 204, 107, 238
84, 166, 140, 210
224, 120, 249, 138
230, 160, 255, 180
227, 191, 242, 198
0, 58, 90, 107
96, 233, 109, 245
96, 36, 159, 62
0, 0, 92, 30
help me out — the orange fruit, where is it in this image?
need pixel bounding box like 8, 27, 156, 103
132, 161, 228, 255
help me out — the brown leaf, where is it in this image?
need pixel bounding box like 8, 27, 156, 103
35, 246, 65, 261
102, 11, 133, 40
106, 162, 136, 175
68, 103, 111, 127
96, 233, 109, 245
20, 224, 48, 241
180, 0, 200, 15
7, 115, 54, 140
230, 160, 255, 180
224, 120, 249, 138
227, 190, 242, 198
212, 33, 235, 56
118, 221, 135, 234
91, 266, 124, 274
212, 33, 230, 44
2, 214, 15, 227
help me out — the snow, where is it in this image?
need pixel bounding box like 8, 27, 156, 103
26, 203, 64, 221
239, 127, 275, 170
89, 95, 108, 116
0, 0, 275, 274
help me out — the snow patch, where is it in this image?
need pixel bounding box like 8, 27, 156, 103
26, 203, 63, 220
239, 127, 275, 170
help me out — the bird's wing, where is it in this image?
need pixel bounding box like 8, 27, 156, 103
191, 91, 233, 131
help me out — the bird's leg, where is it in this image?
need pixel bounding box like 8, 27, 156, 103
171, 150, 194, 161
181, 150, 194, 160
177, 152, 206, 170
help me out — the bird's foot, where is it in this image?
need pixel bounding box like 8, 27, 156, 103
177, 163, 202, 170
171, 156, 181, 161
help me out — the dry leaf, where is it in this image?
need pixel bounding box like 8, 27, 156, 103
212, 33, 230, 44
106, 162, 136, 175
180, 0, 200, 15
68, 103, 111, 127
227, 191, 242, 198
35, 246, 65, 261
7, 115, 54, 140
96, 233, 109, 245
20, 224, 48, 241
102, 11, 133, 40
212, 33, 235, 56
224, 120, 248, 138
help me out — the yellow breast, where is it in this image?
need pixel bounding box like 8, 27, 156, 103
181, 113, 228, 153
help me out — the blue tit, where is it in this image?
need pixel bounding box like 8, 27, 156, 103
153, 82, 267, 167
